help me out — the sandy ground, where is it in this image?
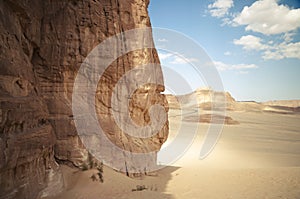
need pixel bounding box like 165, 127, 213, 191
48, 109, 300, 199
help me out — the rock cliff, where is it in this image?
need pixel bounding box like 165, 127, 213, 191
0, 0, 168, 198
166, 88, 235, 110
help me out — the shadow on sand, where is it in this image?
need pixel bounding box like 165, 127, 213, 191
47, 165, 180, 199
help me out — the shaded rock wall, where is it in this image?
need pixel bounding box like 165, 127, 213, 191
0, 0, 168, 198
0, 1, 58, 198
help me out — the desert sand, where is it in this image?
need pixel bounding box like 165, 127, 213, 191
47, 108, 300, 199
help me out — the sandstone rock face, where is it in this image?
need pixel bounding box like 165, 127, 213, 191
0, 0, 168, 198
166, 89, 239, 125
166, 88, 235, 110
0, 1, 59, 198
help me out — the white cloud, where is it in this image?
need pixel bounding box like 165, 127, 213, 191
170, 57, 198, 65
262, 42, 300, 60
208, 0, 233, 18
224, 51, 231, 56
234, 35, 300, 60
282, 32, 296, 43
280, 42, 300, 59
237, 71, 249, 75
233, 0, 300, 35
213, 61, 258, 71
262, 50, 284, 60
208, 0, 300, 60
158, 51, 198, 64
233, 35, 268, 50
221, 17, 232, 26
158, 38, 168, 42
158, 52, 173, 60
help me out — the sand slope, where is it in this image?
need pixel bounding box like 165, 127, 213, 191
48, 109, 300, 199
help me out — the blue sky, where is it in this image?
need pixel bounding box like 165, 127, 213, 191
149, 0, 300, 102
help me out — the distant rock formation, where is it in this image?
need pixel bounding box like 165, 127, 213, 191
263, 100, 300, 108
166, 88, 239, 125
167, 88, 300, 126
0, 0, 168, 198
167, 88, 300, 115
166, 88, 235, 110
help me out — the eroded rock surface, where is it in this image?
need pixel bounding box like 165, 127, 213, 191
0, 0, 168, 198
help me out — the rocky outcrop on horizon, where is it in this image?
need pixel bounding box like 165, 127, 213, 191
166, 88, 300, 125
0, 1, 168, 198
263, 100, 300, 108
166, 88, 235, 110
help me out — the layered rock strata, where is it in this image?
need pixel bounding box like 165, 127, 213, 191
0, 0, 168, 198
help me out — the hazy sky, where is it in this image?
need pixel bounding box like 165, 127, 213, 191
149, 0, 300, 102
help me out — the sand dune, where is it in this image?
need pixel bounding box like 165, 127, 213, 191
47, 107, 300, 199
47, 90, 300, 198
